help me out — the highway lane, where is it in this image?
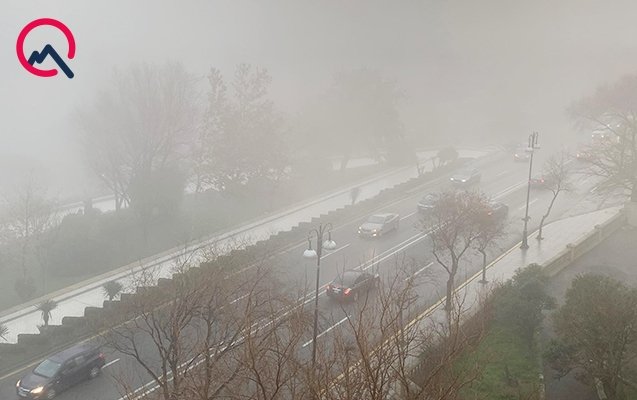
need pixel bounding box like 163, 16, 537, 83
0, 148, 590, 400
300, 163, 601, 358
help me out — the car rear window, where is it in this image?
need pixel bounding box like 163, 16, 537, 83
367, 215, 385, 224
33, 359, 62, 378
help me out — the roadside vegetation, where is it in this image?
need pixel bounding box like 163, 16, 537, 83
457, 265, 555, 400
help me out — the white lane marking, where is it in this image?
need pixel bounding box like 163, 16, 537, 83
493, 181, 526, 200
322, 243, 352, 259
495, 171, 509, 178
361, 234, 428, 271
590, 186, 598, 193
230, 293, 249, 304
517, 198, 539, 211
103, 358, 120, 368
302, 315, 350, 348
405, 262, 434, 281
400, 211, 417, 220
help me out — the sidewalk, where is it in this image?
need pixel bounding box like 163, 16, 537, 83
405, 205, 624, 380
0, 147, 497, 343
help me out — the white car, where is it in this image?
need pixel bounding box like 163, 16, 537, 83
358, 213, 400, 238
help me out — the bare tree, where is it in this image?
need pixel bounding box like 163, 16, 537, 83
474, 205, 507, 284
536, 152, 571, 240
106, 255, 296, 400
318, 261, 489, 400
3, 176, 58, 300
193, 64, 289, 195
77, 62, 199, 211
569, 74, 637, 202
422, 190, 491, 311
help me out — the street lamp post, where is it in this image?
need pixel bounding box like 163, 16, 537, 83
303, 223, 337, 368
520, 132, 539, 250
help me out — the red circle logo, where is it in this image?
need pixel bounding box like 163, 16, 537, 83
16, 18, 76, 78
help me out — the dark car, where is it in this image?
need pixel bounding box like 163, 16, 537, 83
450, 168, 481, 186
326, 270, 379, 301
17, 343, 105, 399
486, 202, 509, 220
357, 213, 400, 237
417, 194, 437, 214
530, 175, 555, 189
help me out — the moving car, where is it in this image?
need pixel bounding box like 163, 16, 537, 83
417, 194, 437, 214
530, 175, 555, 189
450, 168, 481, 186
358, 213, 399, 237
17, 343, 105, 399
326, 270, 379, 301
513, 147, 531, 162
575, 147, 594, 162
486, 202, 509, 220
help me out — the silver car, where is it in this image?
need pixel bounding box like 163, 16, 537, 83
358, 213, 400, 238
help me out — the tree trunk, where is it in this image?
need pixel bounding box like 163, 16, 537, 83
537, 190, 560, 240
445, 274, 455, 311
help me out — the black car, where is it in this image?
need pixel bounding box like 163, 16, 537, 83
17, 343, 105, 399
326, 270, 379, 301
486, 202, 509, 220
529, 175, 555, 189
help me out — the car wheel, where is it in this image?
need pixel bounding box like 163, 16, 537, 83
46, 389, 57, 399
89, 366, 101, 379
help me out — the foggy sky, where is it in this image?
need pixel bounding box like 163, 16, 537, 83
2, 0, 637, 201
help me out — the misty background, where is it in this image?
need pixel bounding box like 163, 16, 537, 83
1, 0, 636, 201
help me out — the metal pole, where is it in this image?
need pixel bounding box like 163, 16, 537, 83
520, 132, 538, 250
311, 227, 323, 369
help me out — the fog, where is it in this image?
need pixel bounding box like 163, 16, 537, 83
2, 0, 637, 199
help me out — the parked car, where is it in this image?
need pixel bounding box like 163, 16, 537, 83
358, 213, 400, 237
485, 202, 509, 220
17, 343, 105, 399
326, 270, 379, 301
417, 194, 437, 214
450, 168, 481, 186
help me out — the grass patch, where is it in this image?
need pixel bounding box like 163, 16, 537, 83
457, 321, 540, 400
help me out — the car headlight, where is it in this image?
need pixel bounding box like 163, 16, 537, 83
372, 229, 378, 233
31, 386, 44, 394
461, 179, 466, 183
16, 380, 20, 388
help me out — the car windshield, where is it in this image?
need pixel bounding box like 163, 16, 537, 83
367, 215, 385, 224
33, 359, 62, 378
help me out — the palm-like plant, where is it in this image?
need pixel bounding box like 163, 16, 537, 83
0, 323, 8, 341
36, 299, 57, 327
102, 280, 124, 301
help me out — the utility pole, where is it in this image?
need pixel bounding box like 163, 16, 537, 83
521, 131, 539, 250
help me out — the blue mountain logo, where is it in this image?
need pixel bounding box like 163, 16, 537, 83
27, 44, 74, 79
